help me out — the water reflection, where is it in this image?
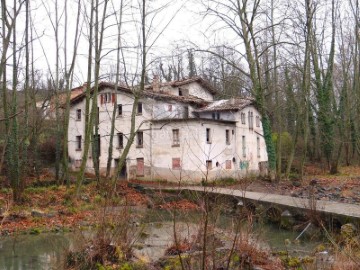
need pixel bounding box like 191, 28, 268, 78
0, 233, 71, 270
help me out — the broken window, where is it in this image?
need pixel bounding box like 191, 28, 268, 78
212, 113, 216, 119
117, 133, 123, 149
172, 129, 180, 146
137, 131, 143, 147
206, 160, 212, 170
226, 129, 230, 145
206, 128, 211, 144
216, 112, 220, 120
137, 102, 143, 114
172, 158, 181, 170
117, 104, 122, 116
76, 136, 82, 150
76, 109, 81, 121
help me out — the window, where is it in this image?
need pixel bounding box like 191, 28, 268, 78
117, 133, 123, 149
137, 102, 143, 114
136, 158, 144, 176
183, 106, 189, 118
212, 112, 216, 119
117, 104, 122, 116
257, 137, 260, 158
241, 112, 246, 124
206, 160, 212, 170
100, 93, 114, 104
226, 129, 230, 145
137, 131, 143, 147
76, 109, 81, 121
206, 128, 211, 144
172, 158, 181, 170
168, 104, 173, 111
242, 135, 246, 157
248, 111, 254, 130
172, 129, 180, 146
75, 159, 82, 168
96, 107, 99, 125
256, 115, 260, 127
178, 89, 183, 96
226, 160, 232, 169
76, 136, 82, 150
216, 112, 220, 120
93, 134, 101, 157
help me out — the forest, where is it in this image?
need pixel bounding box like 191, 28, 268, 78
1, 0, 360, 269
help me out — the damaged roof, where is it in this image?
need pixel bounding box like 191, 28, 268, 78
194, 98, 254, 112
145, 76, 218, 95
151, 117, 236, 125
70, 81, 209, 106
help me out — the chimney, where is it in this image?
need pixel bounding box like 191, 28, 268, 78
152, 75, 160, 92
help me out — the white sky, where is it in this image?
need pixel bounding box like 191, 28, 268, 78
24, 0, 221, 87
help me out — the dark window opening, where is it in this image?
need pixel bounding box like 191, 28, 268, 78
118, 104, 122, 116
137, 131, 143, 147
76, 136, 82, 150
137, 102, 143, 114
248, 111, 254, 130
117, 133, 123, 149
76, 109, 81, 121
206, 128, 211, 144
183, 106, 189, 118
172, 129, 180, 146
206, 160, 212, 170
226, 129, 230, 145
93, 134, 101, 157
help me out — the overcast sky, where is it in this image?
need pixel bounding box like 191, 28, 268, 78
23, 0, 225, 86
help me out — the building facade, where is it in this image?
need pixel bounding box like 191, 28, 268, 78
68, 77, 268, 182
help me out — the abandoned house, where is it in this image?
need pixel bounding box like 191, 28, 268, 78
67, 76, 268, 182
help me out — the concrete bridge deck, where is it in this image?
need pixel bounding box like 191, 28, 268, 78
159, 186, 360, 219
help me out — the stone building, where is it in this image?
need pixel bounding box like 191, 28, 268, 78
68, 77, 268, 182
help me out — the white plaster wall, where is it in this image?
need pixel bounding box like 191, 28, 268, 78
163, 82, 214, 101
67, 86, 268, 181
234, 106, 268, 173
187, 82, 214, 101
151, 121, 237, 182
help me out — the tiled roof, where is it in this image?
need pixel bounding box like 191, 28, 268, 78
151, 118, 236, 125
145, 76, 218, 95
70, 82, 209, 106
194, 98, 254, 112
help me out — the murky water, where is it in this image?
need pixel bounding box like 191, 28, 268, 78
0, 209, 324, 270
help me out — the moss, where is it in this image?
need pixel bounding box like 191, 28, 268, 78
287, 257, 301, 267
29, 228, 42, 235
301, 256, 315, 264
315, 244, 326, 252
